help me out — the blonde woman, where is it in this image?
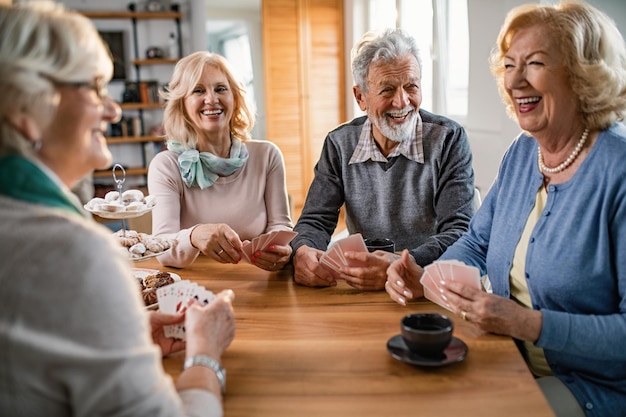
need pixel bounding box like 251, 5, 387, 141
149, 51, 293, 270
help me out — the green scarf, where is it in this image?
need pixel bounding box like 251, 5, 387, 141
0, 155, 82, 215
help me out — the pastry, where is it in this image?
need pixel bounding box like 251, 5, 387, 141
142, 288, 158, 305
104, 190, 121, 202
129, 242, 146, 256
125, 201, 146, 211
85, 197, 106, 210
122, 189, 145, 204
144, 271, 175, 289
99, 202, 124, 212
113, 229, 140, 247
144, 195, 157, 207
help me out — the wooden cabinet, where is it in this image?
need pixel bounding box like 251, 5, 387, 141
80, 6, 182, 181
262, 0, 345, 209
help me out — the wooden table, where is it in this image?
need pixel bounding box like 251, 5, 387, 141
139, 256, 555, 417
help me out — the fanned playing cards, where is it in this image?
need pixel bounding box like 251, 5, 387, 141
240, 230, 298, 264
319, 233, 369, 273
420, 260, 482, 313
156, 280, 215, 339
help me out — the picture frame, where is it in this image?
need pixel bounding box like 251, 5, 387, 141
99, 31, 127, 80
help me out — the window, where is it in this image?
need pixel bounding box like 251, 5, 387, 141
366, 0, 468, 119
221, 33, 256, 107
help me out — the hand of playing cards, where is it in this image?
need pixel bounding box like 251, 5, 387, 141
156, 280, 215, 339
240, 230, 298, 264
319, 233, 369, 273
420, 260, 481, 313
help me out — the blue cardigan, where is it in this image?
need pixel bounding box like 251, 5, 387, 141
440, 123, 626, 417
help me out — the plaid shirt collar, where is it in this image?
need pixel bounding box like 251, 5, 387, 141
349, 113, 424, 165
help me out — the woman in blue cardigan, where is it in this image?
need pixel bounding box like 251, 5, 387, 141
385, 2, 626, 417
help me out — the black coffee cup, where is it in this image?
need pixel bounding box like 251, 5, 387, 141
363, 238, 395, 253
401, 313, 453, 358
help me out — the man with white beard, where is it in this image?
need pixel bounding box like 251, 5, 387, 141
290, 28, 475, 291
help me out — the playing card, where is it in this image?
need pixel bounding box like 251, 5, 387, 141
423, 284, 452, 312
448, 262, 481, 289
257, 231, 275, 251
251, 235, 264, 254
240, 240, 254, 263
320, 248, 343, 272
330, 243, 348, 265
157, 281, 184, 313
264, 230, 298, 247
434, 260, 481, 289
157, 280, 215, 339
239, 230, 299, 264
335, 233, 368, 267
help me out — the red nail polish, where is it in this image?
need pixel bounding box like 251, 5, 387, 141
255, 251, 261, 257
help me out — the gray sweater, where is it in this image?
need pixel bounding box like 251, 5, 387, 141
0, 195, 220, 416
292, 110, 475, 265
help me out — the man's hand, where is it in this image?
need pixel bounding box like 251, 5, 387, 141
292, 245, 339, 287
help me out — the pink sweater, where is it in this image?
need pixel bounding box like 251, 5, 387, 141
148, 140, 293, 267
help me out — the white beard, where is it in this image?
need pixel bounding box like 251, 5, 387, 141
369, 108, 417, 143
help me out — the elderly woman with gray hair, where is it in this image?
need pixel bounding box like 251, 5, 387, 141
0, 3, 234, 416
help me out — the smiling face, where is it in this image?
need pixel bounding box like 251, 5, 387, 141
354, 53, 422, 143
184, 64, 234, 141
38, 81, 119, 186
503, 24, 581, 138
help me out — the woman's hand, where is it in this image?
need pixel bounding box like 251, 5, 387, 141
441, 280, 542, 342
148, 310, 187, 357
184, 289, 236, 359
190, 223, 243, 263
385, 250, 424, 305
249, 243, 293, 271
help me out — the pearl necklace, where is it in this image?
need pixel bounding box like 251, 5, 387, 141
537, 128, 589, 174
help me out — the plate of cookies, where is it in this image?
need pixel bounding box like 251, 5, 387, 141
134, 268, 181, 310
85, 189, 156, 219
113, 229, 176, 261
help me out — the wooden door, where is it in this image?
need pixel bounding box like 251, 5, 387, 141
262, 0, 345, 211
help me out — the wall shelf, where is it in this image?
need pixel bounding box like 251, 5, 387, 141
81, 4, 181, 190
94, 167, 148, 178
81, 11, 182, 20
107, 135, 165, 144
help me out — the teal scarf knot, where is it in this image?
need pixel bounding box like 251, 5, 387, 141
167, 139, 249, 189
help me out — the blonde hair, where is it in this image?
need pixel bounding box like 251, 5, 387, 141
161, 51, 255, 149
489, 1, 626, 130
0, 1, 113, 156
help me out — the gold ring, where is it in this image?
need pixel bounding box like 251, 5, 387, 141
460, 310, 468, 321
218, 249, 224, 255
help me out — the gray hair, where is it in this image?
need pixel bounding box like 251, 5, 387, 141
0, 2, 113, 156
351, 28, 423, 93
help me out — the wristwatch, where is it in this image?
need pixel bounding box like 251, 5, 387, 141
183, 355, 226, 394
